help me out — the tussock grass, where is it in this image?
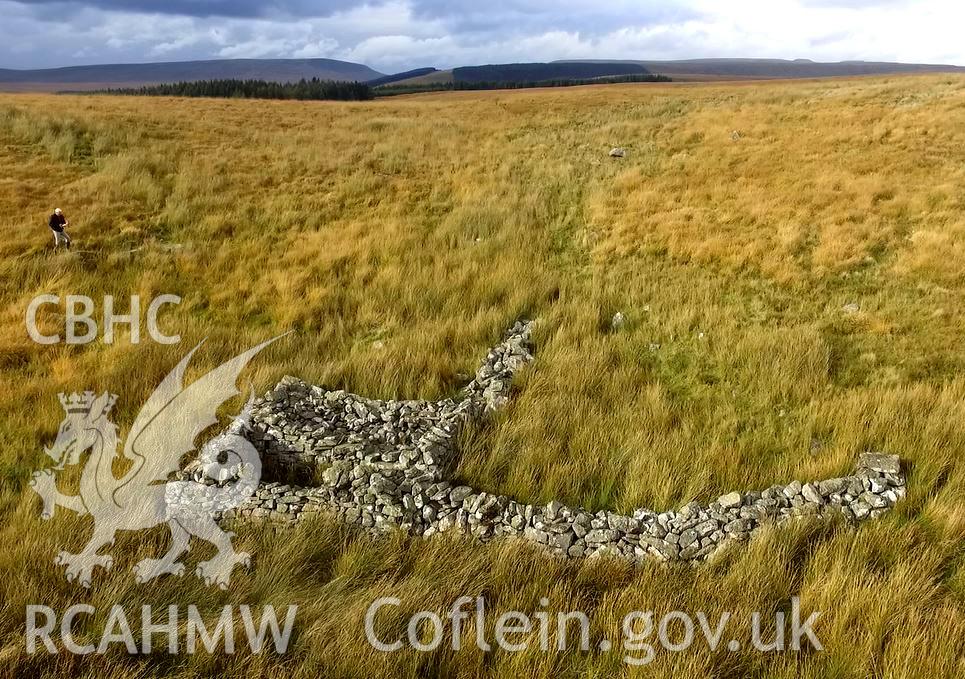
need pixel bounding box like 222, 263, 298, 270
1, 75, 965, 676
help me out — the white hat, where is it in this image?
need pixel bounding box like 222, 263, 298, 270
54, 208, 63, 215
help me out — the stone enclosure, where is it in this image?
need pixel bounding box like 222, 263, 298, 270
209, 321, 905, 564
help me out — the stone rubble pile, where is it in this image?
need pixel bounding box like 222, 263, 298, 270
209, 320, 906, 564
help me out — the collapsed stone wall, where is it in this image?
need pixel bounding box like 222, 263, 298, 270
217, 321, 906, 564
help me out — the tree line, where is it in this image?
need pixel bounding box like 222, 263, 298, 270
94, 78, 373, 101
376, 73, 671, 97
87, 73, 671, 101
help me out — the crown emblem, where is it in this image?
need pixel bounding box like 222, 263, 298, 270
58, 391, 118, 417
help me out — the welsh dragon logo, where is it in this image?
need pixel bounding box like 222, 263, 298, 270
29, 336, 285, 589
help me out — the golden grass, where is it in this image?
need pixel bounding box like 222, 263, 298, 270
2, 74, 965, 676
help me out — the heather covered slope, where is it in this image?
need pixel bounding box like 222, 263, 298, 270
558, 57, 965, 80
0, 57, 383, 91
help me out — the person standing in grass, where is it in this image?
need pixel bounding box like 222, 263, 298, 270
48, 208, 71, 250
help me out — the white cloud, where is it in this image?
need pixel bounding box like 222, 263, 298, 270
292, 39, 339, 58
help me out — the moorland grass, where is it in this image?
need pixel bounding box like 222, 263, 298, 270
1, 75, 965, 677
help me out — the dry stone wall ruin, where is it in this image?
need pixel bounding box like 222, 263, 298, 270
209, 320, 905, 564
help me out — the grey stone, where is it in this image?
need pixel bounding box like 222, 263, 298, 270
549, 532, 574, 551
607, 514, 636, 533
784, 480, 802, 498
861, 492, 888, 509
585, 529, 620, 544
801, 483, 823, 505
640, 536, 678, 561
449, 486, 474, 504
678, 529, 698, 549
524, 527, 549, 544
858, 453, 901, 475
545, 500, 563, 519
816, 478, 847, 496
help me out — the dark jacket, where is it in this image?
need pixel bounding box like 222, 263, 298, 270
48, 213, 66, 232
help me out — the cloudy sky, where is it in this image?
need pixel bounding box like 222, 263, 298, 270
1, 0, 962, 72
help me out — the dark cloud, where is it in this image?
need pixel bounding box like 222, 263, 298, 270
11, 0, 369, 19
13, 0, 694, 28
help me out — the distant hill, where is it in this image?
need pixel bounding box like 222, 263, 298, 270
555, 58, 965, 81
453, 62, 649, 84
383, 62, 653, 90
379, 69, 455, 88
374, 58, 965, 92
368, 67, 439, 87
0, 58, 384, 91
3, 56, 961, 94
